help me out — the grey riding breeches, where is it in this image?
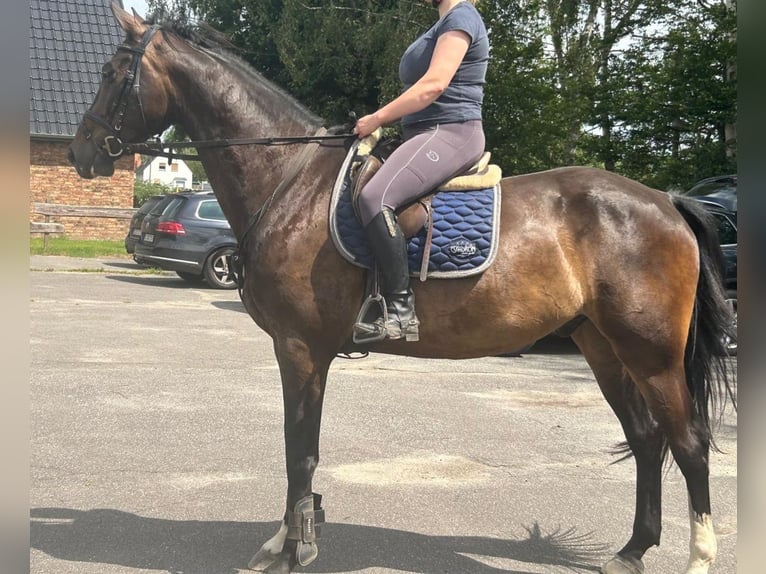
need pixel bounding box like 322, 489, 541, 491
357, 120, 485, 227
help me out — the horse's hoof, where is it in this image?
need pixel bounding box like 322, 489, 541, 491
262, 554, 292, 574
247, 547, 281, 571
601, 554, 645, 574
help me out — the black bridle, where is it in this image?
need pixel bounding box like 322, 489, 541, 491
83, 25, 160, 158
81, 25, 355, 162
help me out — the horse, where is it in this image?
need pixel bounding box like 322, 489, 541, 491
69, 5, 735, 574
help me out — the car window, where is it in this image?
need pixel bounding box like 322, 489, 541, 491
155, 197, 185, 218
196, 200, 227, 221
148, 195, 176, 214
137, 196, 163, 214
712, 213, 737, 245
688, 180, 736, 197
686, 176, 737, 197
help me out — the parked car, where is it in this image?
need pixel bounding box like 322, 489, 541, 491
683, 175, 737, 356
703, 203, 737, 356
680, 174, 737, 212
132, 191, 238, 289
125, 195, 164, 254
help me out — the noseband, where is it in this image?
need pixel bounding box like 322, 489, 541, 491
83, 25, 160, 158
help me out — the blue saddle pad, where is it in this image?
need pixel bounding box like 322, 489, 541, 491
329, 143, 501, 279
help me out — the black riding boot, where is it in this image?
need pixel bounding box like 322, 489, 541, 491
355, 208, 420, 342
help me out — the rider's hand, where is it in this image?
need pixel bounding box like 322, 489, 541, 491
354, 113, 381, 139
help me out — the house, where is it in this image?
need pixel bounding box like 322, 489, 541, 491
30, 0, 135, 240
136, 156, 195, 189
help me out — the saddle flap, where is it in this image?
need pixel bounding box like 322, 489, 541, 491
397, 200, 430, 239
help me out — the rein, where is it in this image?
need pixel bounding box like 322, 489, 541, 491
83, 24, 355, 161
232, 126, 336, 299
123, 132, 353, 162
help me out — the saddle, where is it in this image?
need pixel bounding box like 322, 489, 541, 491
329, 129, 503, 281
349, 129, 502, 240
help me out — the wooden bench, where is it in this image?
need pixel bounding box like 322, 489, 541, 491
31, 202, 137, 248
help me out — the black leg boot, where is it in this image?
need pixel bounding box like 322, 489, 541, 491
355, 208, 420, 342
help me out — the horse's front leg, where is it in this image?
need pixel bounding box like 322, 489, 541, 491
249, 336, 332, 573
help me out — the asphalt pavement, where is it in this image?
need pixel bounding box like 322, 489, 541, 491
29, 257, 738, 574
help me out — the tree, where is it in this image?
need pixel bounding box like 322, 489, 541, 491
143, 0, 736, 187
133, 179, 171, 207
599, 0, 736, 189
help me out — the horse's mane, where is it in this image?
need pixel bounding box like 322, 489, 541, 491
144, 13, 324, 127
145, 13, 231, 50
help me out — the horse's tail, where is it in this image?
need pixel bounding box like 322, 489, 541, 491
611, 194, 735, 465
671, 194, 737, 452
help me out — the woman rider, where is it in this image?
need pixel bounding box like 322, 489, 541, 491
353, 0, 489, 342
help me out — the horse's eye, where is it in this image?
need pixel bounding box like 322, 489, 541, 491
83, 129, 92, 140
101, 64, 115, 82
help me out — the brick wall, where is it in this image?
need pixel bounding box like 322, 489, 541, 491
30, 139, 135, 240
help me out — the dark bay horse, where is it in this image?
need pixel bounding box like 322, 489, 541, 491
69, 6, 734, 573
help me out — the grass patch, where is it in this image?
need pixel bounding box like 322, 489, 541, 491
31, 237, 128, 258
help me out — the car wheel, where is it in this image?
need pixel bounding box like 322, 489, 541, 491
203, 247, 238, 289
722, 294, 737, 356
176, 271, 204, 284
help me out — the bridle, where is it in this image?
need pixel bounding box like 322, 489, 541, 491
81, 23, 352, 162
83, 25, 160, 158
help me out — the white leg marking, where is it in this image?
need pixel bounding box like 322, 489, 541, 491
248, 522, 288, 570
685, 505, 717, 574
262, 522, 288, 554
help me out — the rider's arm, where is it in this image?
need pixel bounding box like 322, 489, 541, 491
354, 30, 470, 138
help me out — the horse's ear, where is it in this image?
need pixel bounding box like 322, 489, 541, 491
131, 8, 147, 24
110, 2, 144, 37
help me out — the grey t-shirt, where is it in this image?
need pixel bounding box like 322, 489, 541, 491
399, 2, 489, 128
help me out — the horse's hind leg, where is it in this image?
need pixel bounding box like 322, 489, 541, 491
249, 336, 332, 573
593, 313, 717, 573
572, 321, 665, 574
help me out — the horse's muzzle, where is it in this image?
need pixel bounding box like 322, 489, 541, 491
68, 143, 116, 179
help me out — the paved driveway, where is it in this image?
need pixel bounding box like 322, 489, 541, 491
30, 263, 737, 574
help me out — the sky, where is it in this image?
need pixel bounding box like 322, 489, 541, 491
121, 0, 149, 18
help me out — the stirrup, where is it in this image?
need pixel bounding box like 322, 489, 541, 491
353, 293, 388, 344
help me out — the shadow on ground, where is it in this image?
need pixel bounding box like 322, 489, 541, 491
31, 507, 608, 574
525, 337, 581, 356
105, 274, 204, 289
99, 261, 147, 271
211, 300, 249, 313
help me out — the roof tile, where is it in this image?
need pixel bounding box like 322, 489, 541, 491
30, 0, 126, 137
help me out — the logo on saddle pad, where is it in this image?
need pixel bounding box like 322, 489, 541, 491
448, 239, 478, 259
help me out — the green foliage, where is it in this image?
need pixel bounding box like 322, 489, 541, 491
599, 0, 737, 189
133, 178, 171, 207
143, 0, 736, 188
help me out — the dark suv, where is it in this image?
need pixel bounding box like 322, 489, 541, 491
133, 191, 238, 289
125, 195, 164, 254
682, 175, 737, 355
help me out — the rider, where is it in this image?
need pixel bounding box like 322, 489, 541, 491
353, 0, 489, 342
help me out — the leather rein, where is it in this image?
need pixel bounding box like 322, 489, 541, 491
83, 25, 353, 162
82, 24, 356, 295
